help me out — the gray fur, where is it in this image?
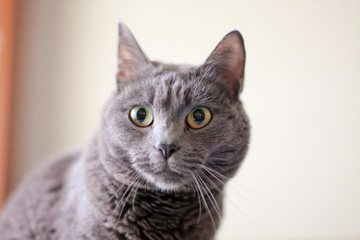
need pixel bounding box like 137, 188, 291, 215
0, 23, 250, 240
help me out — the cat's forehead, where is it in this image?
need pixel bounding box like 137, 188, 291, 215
118, 64, 231, 114
149, 69, 221, 106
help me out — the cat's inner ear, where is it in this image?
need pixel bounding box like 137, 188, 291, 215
117, 23, 149, 83
204, 31, 246, 96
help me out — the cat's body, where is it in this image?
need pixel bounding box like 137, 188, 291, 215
0, 24, 249, 240
1, 143, 220, 239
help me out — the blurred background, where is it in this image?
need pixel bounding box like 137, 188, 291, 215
1, 0, 360, 239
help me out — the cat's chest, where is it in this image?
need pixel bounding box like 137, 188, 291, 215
96, 189, 204, 240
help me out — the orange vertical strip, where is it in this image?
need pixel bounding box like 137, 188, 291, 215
0, 0, 17, 209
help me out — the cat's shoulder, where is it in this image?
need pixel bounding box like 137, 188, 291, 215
20, 150, 81, 190
0, 150, 81, 239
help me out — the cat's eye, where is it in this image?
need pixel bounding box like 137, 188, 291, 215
129, 106, 153, 127
186, 107, 212, 129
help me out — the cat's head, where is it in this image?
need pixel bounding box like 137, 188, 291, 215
98, 23, 249, 191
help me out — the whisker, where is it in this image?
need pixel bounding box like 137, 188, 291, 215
132, 184, 140, 212
114, 174, 141, 228
119, 177, 140, 218
199, 165, 255, 222
108, 184, 124, 203
191, 179, 202, 223
199, 171, 223, 193
191, 173, 216, 229
108, 168, 141, 203
200, 165, 229, 182
200, 165, 252, 206
195, 172, 222, 221
199, 170, 257, 222
201, 165, 266, 201
113, 174, 139, 225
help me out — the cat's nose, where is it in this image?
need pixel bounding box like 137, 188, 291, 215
156, 144, 180, 160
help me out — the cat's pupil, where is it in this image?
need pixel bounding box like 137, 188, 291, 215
193, 109, 205, 124
137, 108, 146, 123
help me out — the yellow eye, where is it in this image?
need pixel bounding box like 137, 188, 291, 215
129, 106, 153, 127
186, 107, 212, 129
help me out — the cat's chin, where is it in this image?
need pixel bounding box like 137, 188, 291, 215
141, 171, 186, 191
152, 179, 182, 191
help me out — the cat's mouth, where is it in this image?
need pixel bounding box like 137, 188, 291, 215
131, 157, 192, 190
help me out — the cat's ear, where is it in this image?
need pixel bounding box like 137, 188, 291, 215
203, 30, 246, 97
116, 22, 149, 85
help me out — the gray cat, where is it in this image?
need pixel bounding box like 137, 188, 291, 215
0, 23, 249, 240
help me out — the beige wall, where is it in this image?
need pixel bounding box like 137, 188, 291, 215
11, 0, 360, 239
